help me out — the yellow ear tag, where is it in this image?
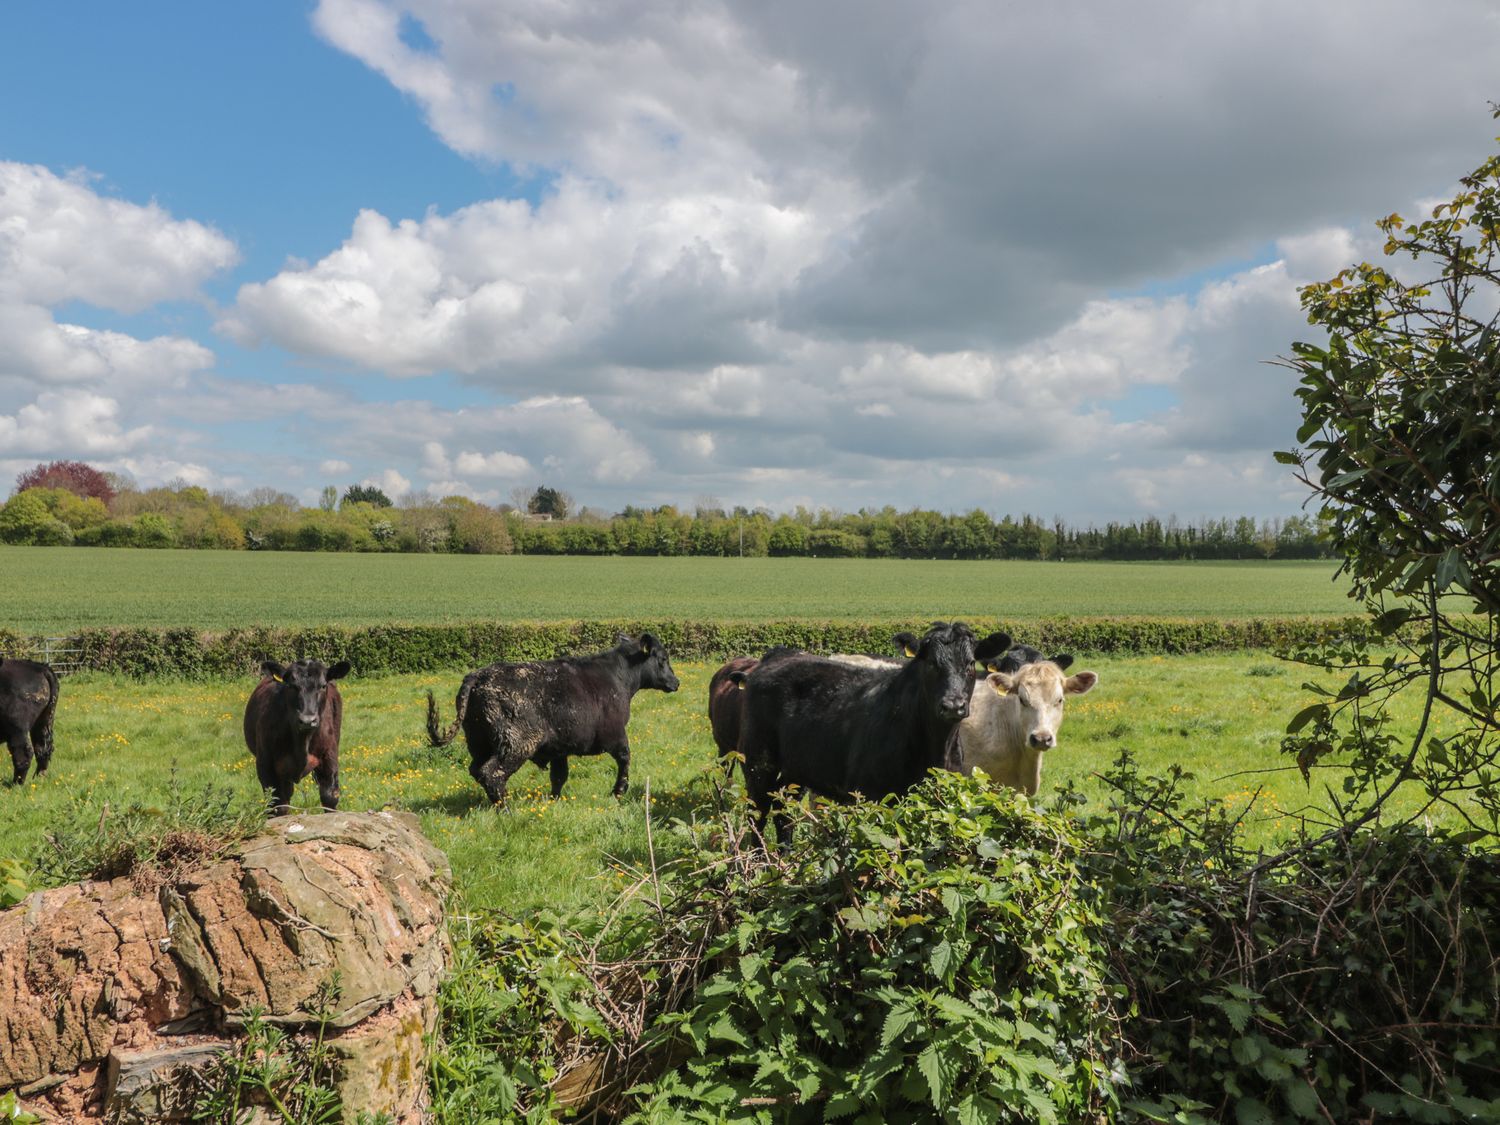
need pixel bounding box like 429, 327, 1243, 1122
736, 680, 746, 691
991, 679, 1009, 695
640, 641, 650, 653
272, 674, 283, 683
903, 645, 918, 658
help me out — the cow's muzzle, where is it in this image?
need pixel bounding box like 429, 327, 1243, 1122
1029, 731, 1055, 750
298, 716, 321, 731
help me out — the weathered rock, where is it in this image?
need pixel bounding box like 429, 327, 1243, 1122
0, 810, 450, 1122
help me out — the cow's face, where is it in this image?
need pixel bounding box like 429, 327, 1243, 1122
632, 633, 680, 693
910, 623, 981, 722
262, 658, 350, 731
987, 663, 1098, 750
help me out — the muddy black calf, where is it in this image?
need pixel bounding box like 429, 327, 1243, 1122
243, 658, 350, 815
427, 633, 680, 806
1, 658, 59, 785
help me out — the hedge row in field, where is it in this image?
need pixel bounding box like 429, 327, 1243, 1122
0, 615, 1377, 678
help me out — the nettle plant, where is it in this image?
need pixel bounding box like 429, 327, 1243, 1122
1277, 108, 1500, 837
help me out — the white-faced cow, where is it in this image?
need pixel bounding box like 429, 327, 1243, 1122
243, 658, 350, 816
427, 633, 680, 807
959, 659, 1099, 795
2, 658, 59, 785
732, 623, 1011, 843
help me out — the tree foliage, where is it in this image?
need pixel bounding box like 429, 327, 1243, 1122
14, 460, 116, 505
341, 483, 393, 508
1278, 109, 1500, 834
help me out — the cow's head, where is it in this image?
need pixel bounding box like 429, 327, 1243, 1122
985, 644, 1074, 675
261, 658, 351, 731
620, 632, 680, 693
986, 662, 1098, 750
905, 623, 1012, 723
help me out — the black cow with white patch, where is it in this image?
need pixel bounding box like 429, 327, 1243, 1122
732, 622, 1010, 843
243, 658, 350, 816
427, 632, 680, 806
2, 658, 59, 785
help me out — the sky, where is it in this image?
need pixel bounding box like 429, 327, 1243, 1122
1, 1, 1497, 522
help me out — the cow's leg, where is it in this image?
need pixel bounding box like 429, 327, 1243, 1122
256, 757, 290, 817
607, 740, 630, 798
470, 754, 512, 806
7, 733, 32, 786
30, 722, 52, 776
316, 764, 341, 811
742, 761, 776, 843
548, 755, 570, 798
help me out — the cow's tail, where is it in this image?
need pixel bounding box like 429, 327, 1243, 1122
426, 676, 474, 748
35, 663, 60, 758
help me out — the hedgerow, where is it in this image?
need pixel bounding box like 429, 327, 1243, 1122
428, 763, 1500, 1124
3, 616, 1386, 678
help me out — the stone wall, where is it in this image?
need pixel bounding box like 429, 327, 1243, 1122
0, 811, 451, 1123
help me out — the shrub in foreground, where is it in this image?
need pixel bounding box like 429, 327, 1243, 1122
428, 761, 1500, 1124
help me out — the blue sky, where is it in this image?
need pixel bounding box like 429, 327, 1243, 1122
2, 1, 1497, 519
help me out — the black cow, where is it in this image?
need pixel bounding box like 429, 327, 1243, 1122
427, 632, 680, 806
732, 622, 1010, 843
243, 658, 350, 816
988, 643, 1073, 675
2, 658, 60, 785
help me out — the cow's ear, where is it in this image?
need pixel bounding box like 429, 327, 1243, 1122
615, 632, 635, 649
260, 660, 286, 682
892, 631, 920, 658
1051, 654, 1075, 671
327, 660, 352, 681
972, 632, 1012, 663
1063, 671, 1098, 695
638, 632, 660, 653
988, 671, 1017, 695
728, 670, 749, 691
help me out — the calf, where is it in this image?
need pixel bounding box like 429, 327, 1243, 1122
427, 633, 680, 806
243, 658, 350, 815
1, 658, 60, 785
959, 660, 1098, 795
733, 623, 1010, 843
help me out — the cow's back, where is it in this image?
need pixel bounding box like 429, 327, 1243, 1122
742, 654, 909, 797
466, 657, 627, 748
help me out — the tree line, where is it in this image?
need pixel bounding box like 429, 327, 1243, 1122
0, 461, 1329, 560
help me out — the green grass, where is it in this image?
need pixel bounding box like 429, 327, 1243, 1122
0, 547, 1354, 631
0, 654, 1453, 917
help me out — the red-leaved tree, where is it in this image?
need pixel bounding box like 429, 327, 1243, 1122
14, 460, 117, 505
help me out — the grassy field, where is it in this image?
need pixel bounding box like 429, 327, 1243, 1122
0, 547, 1353, 631
0, 654, 1450, 917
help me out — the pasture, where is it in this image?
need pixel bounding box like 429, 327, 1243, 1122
0, 547, 1353, 631
0, 654, 1447, 917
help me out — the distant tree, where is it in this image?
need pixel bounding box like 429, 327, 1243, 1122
14, 460, 116, 505
528, 486, 570, 520
342, 483, 393, 508
319, 485, 338, 512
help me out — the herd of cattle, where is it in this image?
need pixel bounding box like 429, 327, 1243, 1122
1, 624, 1098, 844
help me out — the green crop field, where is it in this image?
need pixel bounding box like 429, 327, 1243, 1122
0, 547, 1353, 631
0, 655, 1450, 917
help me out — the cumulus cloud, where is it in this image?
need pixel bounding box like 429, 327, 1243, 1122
0, 163, 237, 311
0, 390, 153, 457
0, 162, 234, 476
320, 459, 353, 475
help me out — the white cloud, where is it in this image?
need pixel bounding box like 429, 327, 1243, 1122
0, 163, 237, 311
319, 458, 353, 474
454, 449, 531, 477
0, 390, 153, 457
